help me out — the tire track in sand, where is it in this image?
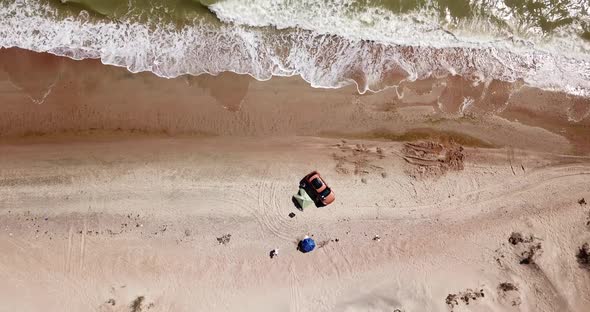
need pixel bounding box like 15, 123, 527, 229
169, 184, 266, 237
207, 188, 267, 239
257, 180, 290, 241
6, 235, 95, 310
257, 176, 298, 241
289, 262, 303, 312
65, 222, 87, 276
359, 164, 590, 219
79, 220, 86, 273
65, 225, 73, 275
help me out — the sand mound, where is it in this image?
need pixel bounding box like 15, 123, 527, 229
402, 141, 464, 178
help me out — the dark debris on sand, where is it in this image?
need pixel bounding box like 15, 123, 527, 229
217, 234, 231, 245
130, 296, 144, 312
508, 232, 534, 245
577, 243, 590, 270
498, 282, 518, 292
505, 232, 543, 266
519, 243, 542, 265
446, 288, 485, 310
497, 282, 522, 307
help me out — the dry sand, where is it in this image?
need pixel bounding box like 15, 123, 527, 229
1, 48, 590, 312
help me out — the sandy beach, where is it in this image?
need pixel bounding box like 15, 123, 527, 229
1, 48, 590, 311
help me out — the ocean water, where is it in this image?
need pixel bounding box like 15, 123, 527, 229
0, 0, 589, 96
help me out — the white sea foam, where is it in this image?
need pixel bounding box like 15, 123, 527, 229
1, 0, 589, 98
209, 0, 590, 56
209, 0, 452, 45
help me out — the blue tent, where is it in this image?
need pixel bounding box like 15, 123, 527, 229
298, 237, 316, 253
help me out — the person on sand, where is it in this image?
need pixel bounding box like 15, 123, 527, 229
270, 248, 279, 259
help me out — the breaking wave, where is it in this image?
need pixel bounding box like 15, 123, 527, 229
207, 0, 589, 52
0, 0, 589, 97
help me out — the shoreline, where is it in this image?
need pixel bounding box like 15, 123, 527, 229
3, 0, 590, 97
1, 48, 589, 154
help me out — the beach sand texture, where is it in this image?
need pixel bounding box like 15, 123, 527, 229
1, 48, 590, 312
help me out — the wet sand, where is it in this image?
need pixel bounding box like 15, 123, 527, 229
1, 48, 589, 153
1, 48, 590, 311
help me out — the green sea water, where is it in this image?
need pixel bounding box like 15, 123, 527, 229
2, 0, 589, 96
52, 0, 214, 24
53, 0, 588, 39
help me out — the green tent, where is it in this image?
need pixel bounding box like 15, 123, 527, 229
293, 188, 313, 209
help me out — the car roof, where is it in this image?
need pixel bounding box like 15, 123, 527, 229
311, 177, 324, 188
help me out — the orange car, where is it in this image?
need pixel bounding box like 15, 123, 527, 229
299, 171, 335, 206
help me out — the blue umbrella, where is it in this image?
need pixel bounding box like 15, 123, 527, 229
298, 237, 316, 253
